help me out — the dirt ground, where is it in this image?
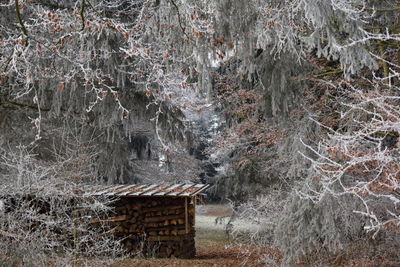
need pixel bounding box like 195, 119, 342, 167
113, 204, 281, 267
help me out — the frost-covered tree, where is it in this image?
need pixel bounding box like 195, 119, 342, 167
0, 0, 215, 184
196, 0, 400, 264
269, 0, 400, 264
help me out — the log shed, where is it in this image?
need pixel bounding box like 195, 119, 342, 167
87, 183, 209, 258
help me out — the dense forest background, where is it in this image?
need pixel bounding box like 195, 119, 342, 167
0, 0, 399, 265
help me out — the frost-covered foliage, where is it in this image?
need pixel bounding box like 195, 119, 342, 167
206, 0, 400, 264
270, 1, 400, 263
274, 180, 366, 264
207, 57, 314, 200
0, 143, 124, 266
0, 0, 208, 184
228, 192, 286, 246
279, 83, 400, 264
300, 85, 400, 234
212, 0, 382, 77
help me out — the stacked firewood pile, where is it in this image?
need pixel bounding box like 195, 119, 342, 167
92, 196, 196, 258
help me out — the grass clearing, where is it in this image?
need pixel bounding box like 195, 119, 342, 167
112, 204, 281, 266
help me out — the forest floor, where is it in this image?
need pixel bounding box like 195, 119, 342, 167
95, 205, 400, 267
113, 204, 282, 267
4, 204, 397, 266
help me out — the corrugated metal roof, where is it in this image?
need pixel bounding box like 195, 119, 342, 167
88, 183, 209, 197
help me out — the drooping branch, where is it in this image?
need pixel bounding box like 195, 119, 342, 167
32, 0, 70, 9
15, 0, 29, 43
356, 5, 400, 12
0, 229, 21, 239
0, 101, 48, 112
314, 69, 344, 78
80, 0, 86, 31
169, 0, 192, 41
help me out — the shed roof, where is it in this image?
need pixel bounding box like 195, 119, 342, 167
87, 183, 209, 197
